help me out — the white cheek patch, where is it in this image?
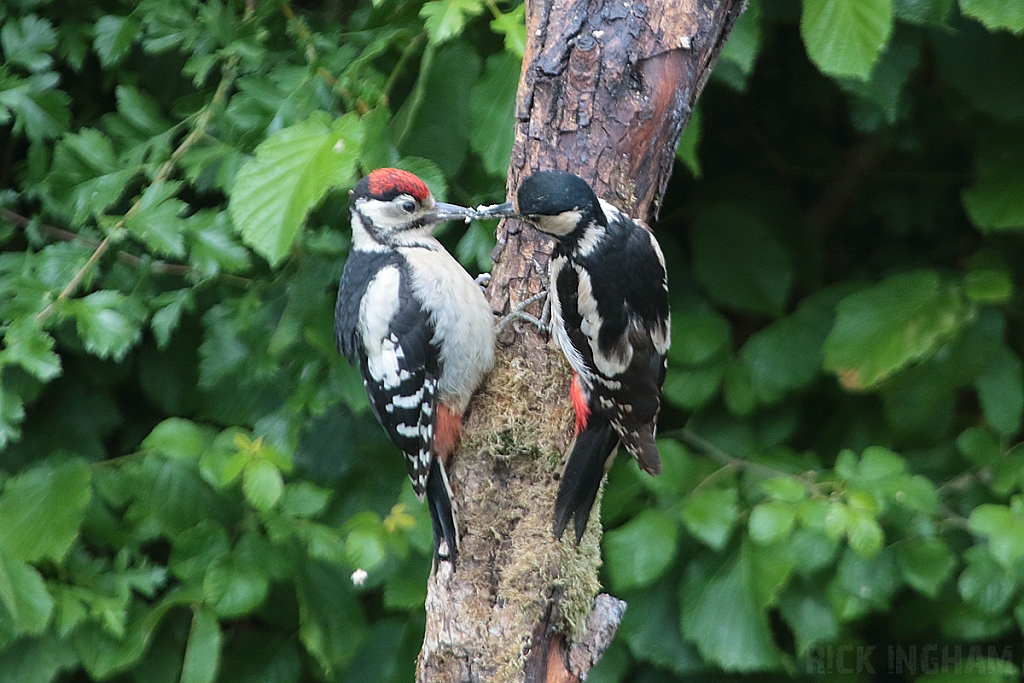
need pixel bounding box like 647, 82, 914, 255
538, 209, 582, 236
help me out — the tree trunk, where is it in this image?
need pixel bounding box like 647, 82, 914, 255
417, 0, 745, 680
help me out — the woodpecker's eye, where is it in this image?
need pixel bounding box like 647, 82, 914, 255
399, 200, 417, 214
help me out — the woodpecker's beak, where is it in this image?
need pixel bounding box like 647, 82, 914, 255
473, 201, 517, 219
426, 202, 475, 224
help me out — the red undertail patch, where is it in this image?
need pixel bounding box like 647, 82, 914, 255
434, 404, 463, 461
570, 374, 590, 434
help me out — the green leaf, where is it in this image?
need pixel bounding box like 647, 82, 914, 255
604, 509, 679, 591
1, 317, 61, 381
490, 4, 526, 57
823, 270, 967, 390
897, 537, 955, 598
0, 384, 25, 449
0, 550, 53, 636
180, 608, 222, 683
840, 36, 920, 125
229, 112, 362, 266
661, 360, 725, 410
675, 105, 703, 177
958, 547, 1014, 613
959, 0, 1024, 34
0, 73, 71, 143
957, 426, 1002, 467
748, 502, 796, 545
829, 547, 899, 620
975, 344, 1024, 437
0, 635, 76, 683
934, 23, 1024, 121
691, 206, 793, 317
169, 522, 230, 583
668, 309, 730, 366
470, 51, 519, 177
778, 582, 837, 656
397, 42, 480, 177
0, 459, 91, 564
802, 0, 894, 80
142, 418, 214, 461
123, 180, 188, 257
0, 16, 57, 72
93, 15, 141, 68
894, 0, 953, 25
73, 290, 145, 361
963, 130, 1024, 232
681, 543, 783, 671
964, 267, 1014, 304
618, 583, 702, 675
420, 0, 484, 44
713, 0, 762, 91
680, 486, 738, 551
203, 554, 269, 619
969, 503, 1024, 570
242, 458, 284, 511
295, 559, 367, 674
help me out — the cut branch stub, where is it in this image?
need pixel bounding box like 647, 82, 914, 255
418, 0, 744, 681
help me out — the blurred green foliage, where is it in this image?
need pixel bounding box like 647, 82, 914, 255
1, 0, 1023, 680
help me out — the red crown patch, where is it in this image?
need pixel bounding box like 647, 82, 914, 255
367, 168, 430, 202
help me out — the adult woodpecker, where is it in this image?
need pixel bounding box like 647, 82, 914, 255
478, 171, 670, 542
335, 168, 496, 563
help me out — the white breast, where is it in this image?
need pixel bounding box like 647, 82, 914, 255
402, 246, 496, 412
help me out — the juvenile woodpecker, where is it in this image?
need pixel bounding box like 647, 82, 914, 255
479, 171, 670, 542
335, 168, 495, 563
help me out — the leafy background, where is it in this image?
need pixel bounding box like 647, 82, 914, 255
1, 0, 1023, 681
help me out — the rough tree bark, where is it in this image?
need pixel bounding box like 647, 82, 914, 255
417, 0, 745, 681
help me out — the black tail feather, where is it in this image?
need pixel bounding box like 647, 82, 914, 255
425, 458, 459, 565
553, 416, 620, 543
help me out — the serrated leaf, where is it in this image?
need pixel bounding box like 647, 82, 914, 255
680, 543, 783, 671
823, 270, 967, 390
186, 209, 252, 276
180, 608, 222, 683
963, 130, 1024, 232
94, 15, 141, 68
73, 290, 145, 361
680, 486, 738, 551
604, 509, 679, 591
0, 16, 57, 72
470, 51, 519, 177
0, 550, 53, 635
490, 4, 526, 57
691, 206, 793, 317
420, 0, 484, 45
959, 0, 1024, 34
802, 0, 894, 80
0, 74, 71, 143
0, 459, 91, 564
229, 113, 362, 266
1, 318, 61, 381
